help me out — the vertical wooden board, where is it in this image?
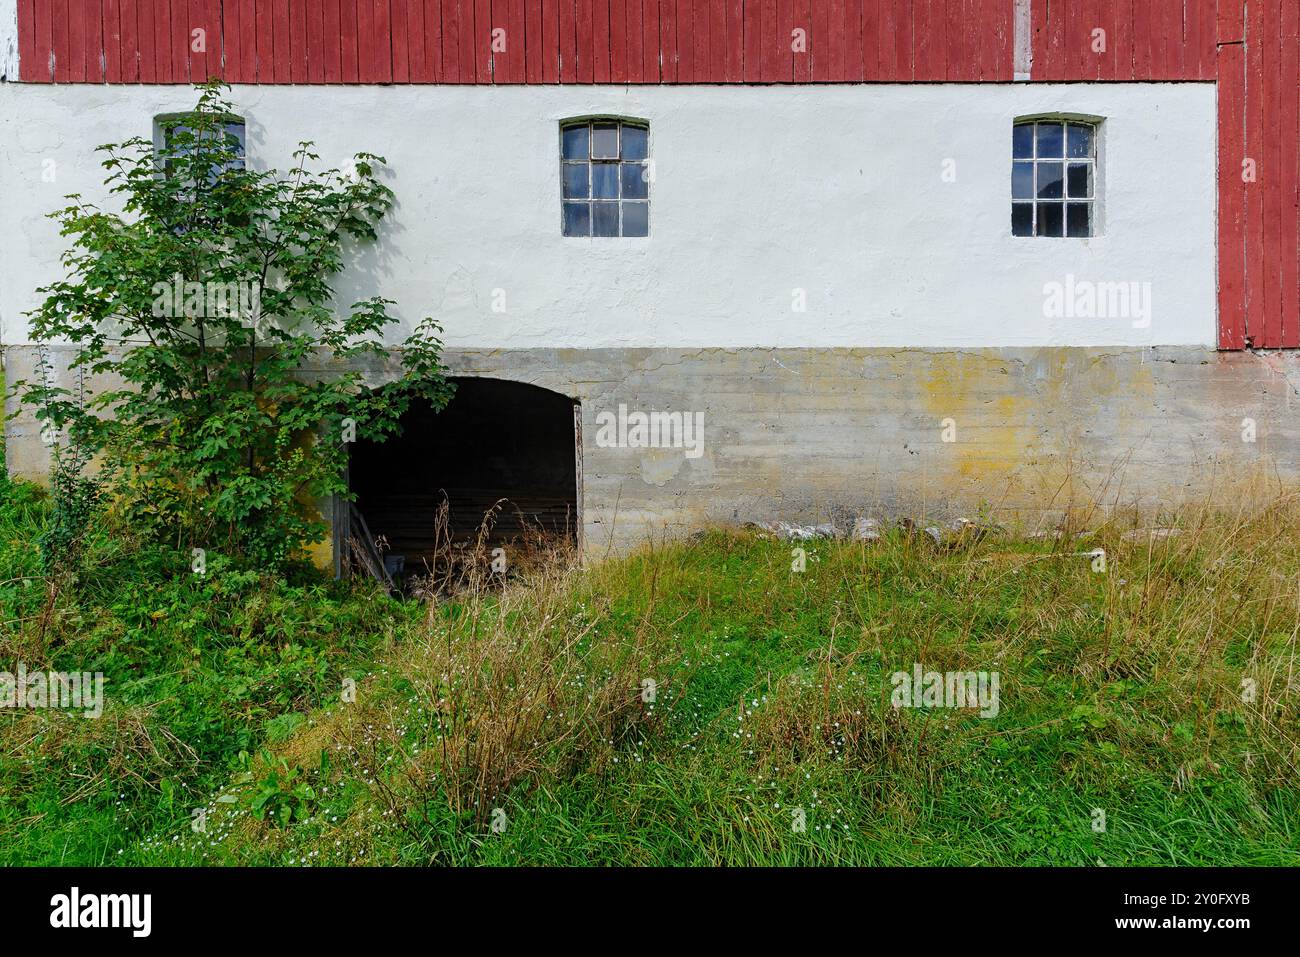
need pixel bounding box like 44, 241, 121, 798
646, 0, 663, 81
374, 0, 393, 82
528, 0, 545, 80
1099, 0, 1121, 80
405, 0, 424, 80
16, 0, 36, 81
1217, 42, 1247, 347
1217, 0, 1244, 44
171, 0, 191, 82
576, 0, 593, 81
1130, 0, 1152, 78
592, 0, 609, 81
480, 0, 495, 82
543, 0, 560, 81
785, 0, 806, 78
861, 0, 880, 79
390, 0, 409, 81
34, 0, 51, 80
1182, 0, 1202, 79
148, 0, 169, 81
674, 0, 690, 81
842, 0, 860, 81
1244, 0, 1265, 343
102, 0, 122, 82
875, 0, 896, 78
985, 0, 1008, 81
1211, 0, 1242, 42
219, 0, 239, 79
1165, 0, 1186, 80
428, 0, 444, 79
805, 0, 822, 79
913, 0, 935, 79
625, 0, 642, 80
1260, 0, 1283, 346
68, 0, 88, 82
51, 0, 71, 82
750, 0, 769, 80
710, 0, 726, 80
824, 0, 844, 80
289, 0, 307, 82
123, 0, 142, 80
322, 0, 341, 80
133, 0, 153, 80
437, 0, 456, 81
431, 0, 449, 79
946, 0, 963, 80
696, 0, 717, 80
185, 0, 205, 80
1062, 0, 1082, 79
658, 0, 675, 80
726, 0, 743, 80
354, 0, 372, 79
456, 0, 474, 82
610, 0, 628, 81
338, 0, 357, 80
269, 0, 288, 82
85, 0, 104, 81
1278, 0, 1299, 345
559, 0, 574, 79
238, 0, 256, 80
511, 0, 529, 81
894, 0, 913, 79
254, 0, 271, 80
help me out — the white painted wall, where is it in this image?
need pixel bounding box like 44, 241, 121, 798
0, 82, 1216, 348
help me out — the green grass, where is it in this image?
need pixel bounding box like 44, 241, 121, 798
2, 468, 1298, 866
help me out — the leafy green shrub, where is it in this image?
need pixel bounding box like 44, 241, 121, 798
13, 82, 453, 569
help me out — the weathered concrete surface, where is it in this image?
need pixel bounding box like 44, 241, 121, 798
7, 344, 1298, 559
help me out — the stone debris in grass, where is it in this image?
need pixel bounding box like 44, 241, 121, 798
851, 517, 881, 542
745, 520, 843, 541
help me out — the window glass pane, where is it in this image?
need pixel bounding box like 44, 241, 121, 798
621, 163, 649, 199
1012, 162, 1034, 199
592, 163, 619, 198
562, 125, 589, 160
1037, 161, 1064, 199
1067, 123, 1093, 158
621, 126, 648, 160
1036, 122, 1064, 158
592, 202, 620, 236
1012, 203, 1033, 236
622, 201, 649, 237
592, 123, 619, 159
1066, 203, 1091, 237
562, 164, 589, 199
1013, 124, 1034, 159
1067, 162, 1091, 198
1037, 202, 1064, 237
563, 202, 591, 236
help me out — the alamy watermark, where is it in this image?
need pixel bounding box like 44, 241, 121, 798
594, 404, 704, 459
1043, 274, 1152, 329
890, 663, 1000, 719
151, 273, 261, 321
1, 663, 104, 718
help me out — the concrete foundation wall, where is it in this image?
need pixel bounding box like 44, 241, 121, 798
8, 344, 1298, 556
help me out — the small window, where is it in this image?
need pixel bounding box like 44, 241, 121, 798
155, 113, 246, 179
561, 120, 649, 237
1012, 120, 1096, 238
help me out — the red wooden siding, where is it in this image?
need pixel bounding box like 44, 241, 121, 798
11, 1, 1300, 349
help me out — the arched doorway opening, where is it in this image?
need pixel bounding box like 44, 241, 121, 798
344, 377, 580, 580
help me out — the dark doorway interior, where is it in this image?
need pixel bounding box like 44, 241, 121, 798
349, 378, 578, 574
